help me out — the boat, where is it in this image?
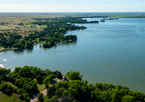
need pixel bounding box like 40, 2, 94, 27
100, 19, 105, 22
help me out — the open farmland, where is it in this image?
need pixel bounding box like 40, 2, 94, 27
0, 14, 46, 36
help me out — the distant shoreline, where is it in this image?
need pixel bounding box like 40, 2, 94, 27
0, 12, 145, 18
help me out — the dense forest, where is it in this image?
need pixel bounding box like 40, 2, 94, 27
0, 66, 145, 102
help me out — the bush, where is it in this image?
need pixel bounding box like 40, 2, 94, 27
43, 74, 56, 85
43, 42, 53, 48
0, 76, 2, 83
47, 85, 56, 98
67, 71, 82, 80
38, 93, 44, 102
121, 95, 134, 102
36, 75, 43, 84
61, 96, 75, 102
14, 88, 19, 93
1, 84, 14, 95
55, 87, 65, 97
48, 95, 59, 102
57, 71, 62, 79
0, 68, 10, 76
12, 43, 24, 50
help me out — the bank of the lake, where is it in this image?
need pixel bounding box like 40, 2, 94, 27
0, 18, 145, 93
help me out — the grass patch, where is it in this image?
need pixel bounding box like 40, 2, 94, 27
44, 96, 49, 102
39, 25, 47, 29
38, 41, 45, 44
0, 46, 3, 48
53, 78, 57, 81
37, 84, 45, 91
0, 92, 24, 102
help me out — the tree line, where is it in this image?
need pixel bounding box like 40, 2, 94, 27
0, 66, 145, 102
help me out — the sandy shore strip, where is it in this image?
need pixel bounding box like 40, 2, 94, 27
0, 48, 17, 52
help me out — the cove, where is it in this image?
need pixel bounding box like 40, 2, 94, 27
0, 18, 145, 93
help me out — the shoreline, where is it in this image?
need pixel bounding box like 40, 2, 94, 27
0, 48, 16, 52
0, 65, 13, 72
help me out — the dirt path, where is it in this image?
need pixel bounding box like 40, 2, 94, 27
30, 88, 48, 102
30, 77, 67, 102
30, 85, 53, 102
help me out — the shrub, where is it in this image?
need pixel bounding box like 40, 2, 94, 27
38, 93, 44, 102
36, 75, 43, 84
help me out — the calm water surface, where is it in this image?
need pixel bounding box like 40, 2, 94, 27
1, 18, 145, 93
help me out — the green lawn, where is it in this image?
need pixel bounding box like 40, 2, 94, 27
37, 84, 45, 91
0, 92, 24, 102
40, 25, 47, 28
44, 96, 49, 102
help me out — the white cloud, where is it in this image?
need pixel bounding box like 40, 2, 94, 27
0, 4, 82, 12
0, 5, 44, 12
0, 4, 62, 12
137, 3, 141, 5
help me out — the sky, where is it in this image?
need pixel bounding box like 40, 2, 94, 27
0, 0, 145, 12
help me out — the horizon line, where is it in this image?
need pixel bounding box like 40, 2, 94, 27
0, 12, 145, 13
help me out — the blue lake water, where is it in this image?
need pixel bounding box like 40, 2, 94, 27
0, 18, 145, 93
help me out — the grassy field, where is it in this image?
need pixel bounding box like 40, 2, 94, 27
0, 13, 48, 35
0, 92, 24, 102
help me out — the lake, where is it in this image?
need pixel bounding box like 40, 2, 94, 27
0, 18, 145, 93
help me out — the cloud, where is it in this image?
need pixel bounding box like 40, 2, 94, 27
137, 3, 141, 5
0, 4, 81, 12
0, 4, 60, 12
0, 5, 45, 12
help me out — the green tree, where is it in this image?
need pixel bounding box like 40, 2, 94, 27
1, 84, 14, 95
43, 42, 53, 48
47, 95, 59, 102
55, 81, 68, 89
38, 93, 44, 102
57, 71, 62, 79
13, 34, 22, 39
25, 41, 33, 49
67, 71, 82, 80
13, 43, 24, 50
55, 87, 65, 97
0, 68, 10, 81
47, 85, 56, 98
36, 75, 43, 84
13, 67, 21, 73
0, 68, 10, 76
121, 95, 135, 102
19, 65, 33, 78
43, 74, 56, 85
